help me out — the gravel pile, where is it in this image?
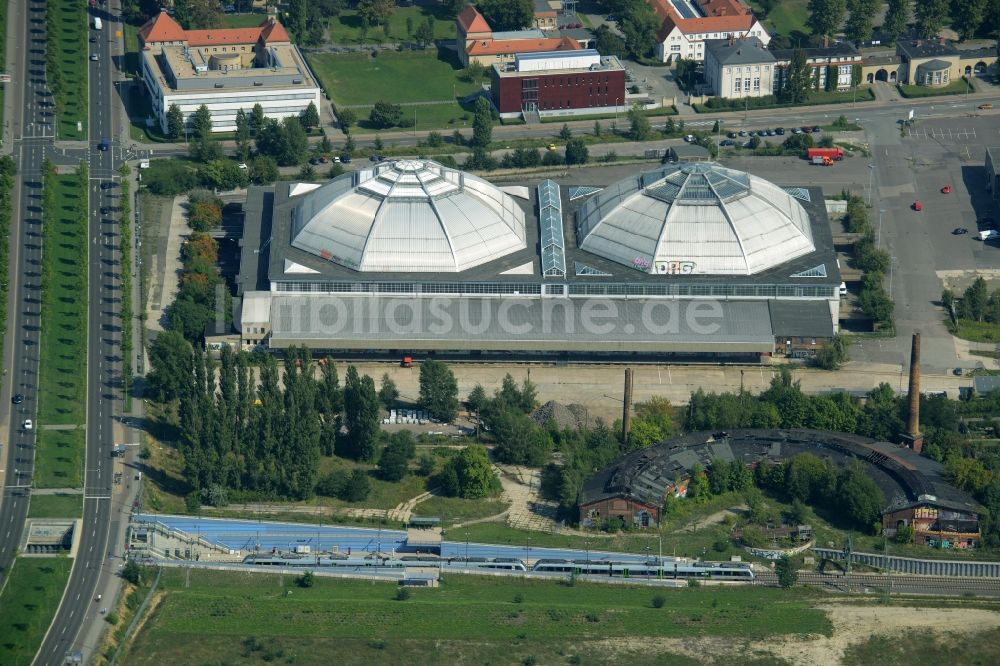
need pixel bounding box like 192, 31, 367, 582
531, 401, 587, 430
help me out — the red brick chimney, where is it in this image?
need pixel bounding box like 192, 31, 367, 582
904, 332, 923, 454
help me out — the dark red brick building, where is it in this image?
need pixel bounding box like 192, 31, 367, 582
490, 49, 627, 119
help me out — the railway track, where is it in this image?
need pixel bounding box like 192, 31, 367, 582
756, 571, 1000, 596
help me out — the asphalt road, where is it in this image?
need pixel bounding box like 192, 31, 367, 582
34, 3, 122, 663
0, 0, 51, 599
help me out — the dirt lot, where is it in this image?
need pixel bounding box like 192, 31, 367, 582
591, 603, 1000, 665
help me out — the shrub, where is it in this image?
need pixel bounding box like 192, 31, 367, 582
652, 595, 666, 608
395, 586, 411, 601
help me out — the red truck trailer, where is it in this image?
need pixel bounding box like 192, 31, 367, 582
806, 147, 844, 160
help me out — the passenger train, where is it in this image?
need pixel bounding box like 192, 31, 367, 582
241, 552, 754, 580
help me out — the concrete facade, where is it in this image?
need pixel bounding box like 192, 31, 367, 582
703, 38, 775, 99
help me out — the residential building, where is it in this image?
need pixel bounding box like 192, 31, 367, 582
703, 37, 775, 99
649, 0, 769, 63
490, 50, 626, 118
457, 5, 581, 67
771, 43, 863, 94
533, 0, 559, 30
137, 11, 321, 134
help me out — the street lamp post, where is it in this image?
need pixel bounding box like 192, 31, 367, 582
877, 208, 885, 248
867, 163, 875, 206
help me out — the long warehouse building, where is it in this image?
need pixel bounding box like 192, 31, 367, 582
228, 160, 842, 361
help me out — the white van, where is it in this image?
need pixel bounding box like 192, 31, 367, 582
979, 230, 998, 241
93, 17, 102, 30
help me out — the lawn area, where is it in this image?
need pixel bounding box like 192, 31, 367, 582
748, 0, 809, 38
123, 21, 141, 78
219, 12, 269, 29
412, 495, 509, 525
842, 628, 1000, 666
123, 569, 830, 665
897, 78, 974, 98
49, 0, 89, 139
308, 49, 482, 106
0, 557, 73, 666
27, 492, 83, 518
38, 169, 88, 427
326, 6, 457, 45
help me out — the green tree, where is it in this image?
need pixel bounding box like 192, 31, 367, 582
342, 469, 372, 501
559, 123, 573, 141
147, 330, 193, 402
838, 461, 886, 530
248, 155, 279, 184
191, 104, 213, 140
594, 24, 626, 57
472, 97, 494, 148
338, 107, 356, 131
627, 105, 652, 140
844, 0, 878, 45
776, 556, 798, 588
442, 445, 499, 498
235, 108, 251, 162
952, 0, 988, 41
824, 64, 837, 91
369, 100, 404, 129
378, 438, 411, 481
619, 1, 660, 58
478, 0, 534, 31
780, 49, 813, 104
960, 277, 990, 321
301, 102, 320, 130
357, 0, 395, 26
284, 0, 309, 41
250, 103, 266, 136
297, 570, 315, 587
882, 0, 910, 46
419, 359, 460, 422
414, 18, 435, 47
167, 104, 184, 140
564, 138, 589, 165
122, 559, 143, 585
814, 333, 850, 370
807, 0, 847, 41
343, 366, 382, 461
914, 0, 948, 38
379, 373, 399, 408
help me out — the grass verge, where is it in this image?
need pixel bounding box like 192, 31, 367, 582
123, 569, 830, 665
34, 428, 85, 489
0, 557, 73, 665
38, 162, 87, 426
953, 319, 1000, 343
897, 78, 973, 98
48, 0, 89, 139
694, 88, 876, 113
27, 492, 83, 518
0, 158, 14, 356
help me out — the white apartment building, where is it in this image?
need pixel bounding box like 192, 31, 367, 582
650, 0, 769, 63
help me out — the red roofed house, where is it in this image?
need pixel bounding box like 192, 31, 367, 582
457, 5, 581, 67
137, 11, 321, 134
649, 0, 769, 63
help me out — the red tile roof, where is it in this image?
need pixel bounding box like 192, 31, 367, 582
138, 11, 292, 48
649, 0, 755, 40
467, 35, 581, 56
457, 5, 492, 35
138, 11, 186, 44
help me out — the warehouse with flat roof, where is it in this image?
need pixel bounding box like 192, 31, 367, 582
233, 160, 841, 360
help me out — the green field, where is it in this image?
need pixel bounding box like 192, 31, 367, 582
308, 49, 482, 107
27, 492, 83, 518
124, 569, 830, 665
0, 557, 73, 666
38, 170, 87, 427
349, 102, 477, 132
50, 0, 89, 139
413, 495, 508, 525
326, 6, 457, 45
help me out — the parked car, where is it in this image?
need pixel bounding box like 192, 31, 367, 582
309, 157, 319, 165
237, 162, 248, 170
979, 103, 993, 110
738, 130, 747, 136
792, 127, 803, 134
775, 127, 785, 135
941, 185, 952, 194
953, 228, 969, 235
913, 200, 923, 211
684, 134, 695, 142
727, 131, 738, 138
802, 126, 813, 133
719, 139, 735, 146
11, 393, 23, 404
340, 155, 352, 163
811, 126, 821, 133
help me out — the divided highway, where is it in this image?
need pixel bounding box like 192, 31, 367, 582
0, 0, 54, 597
34, 0, 123, 660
